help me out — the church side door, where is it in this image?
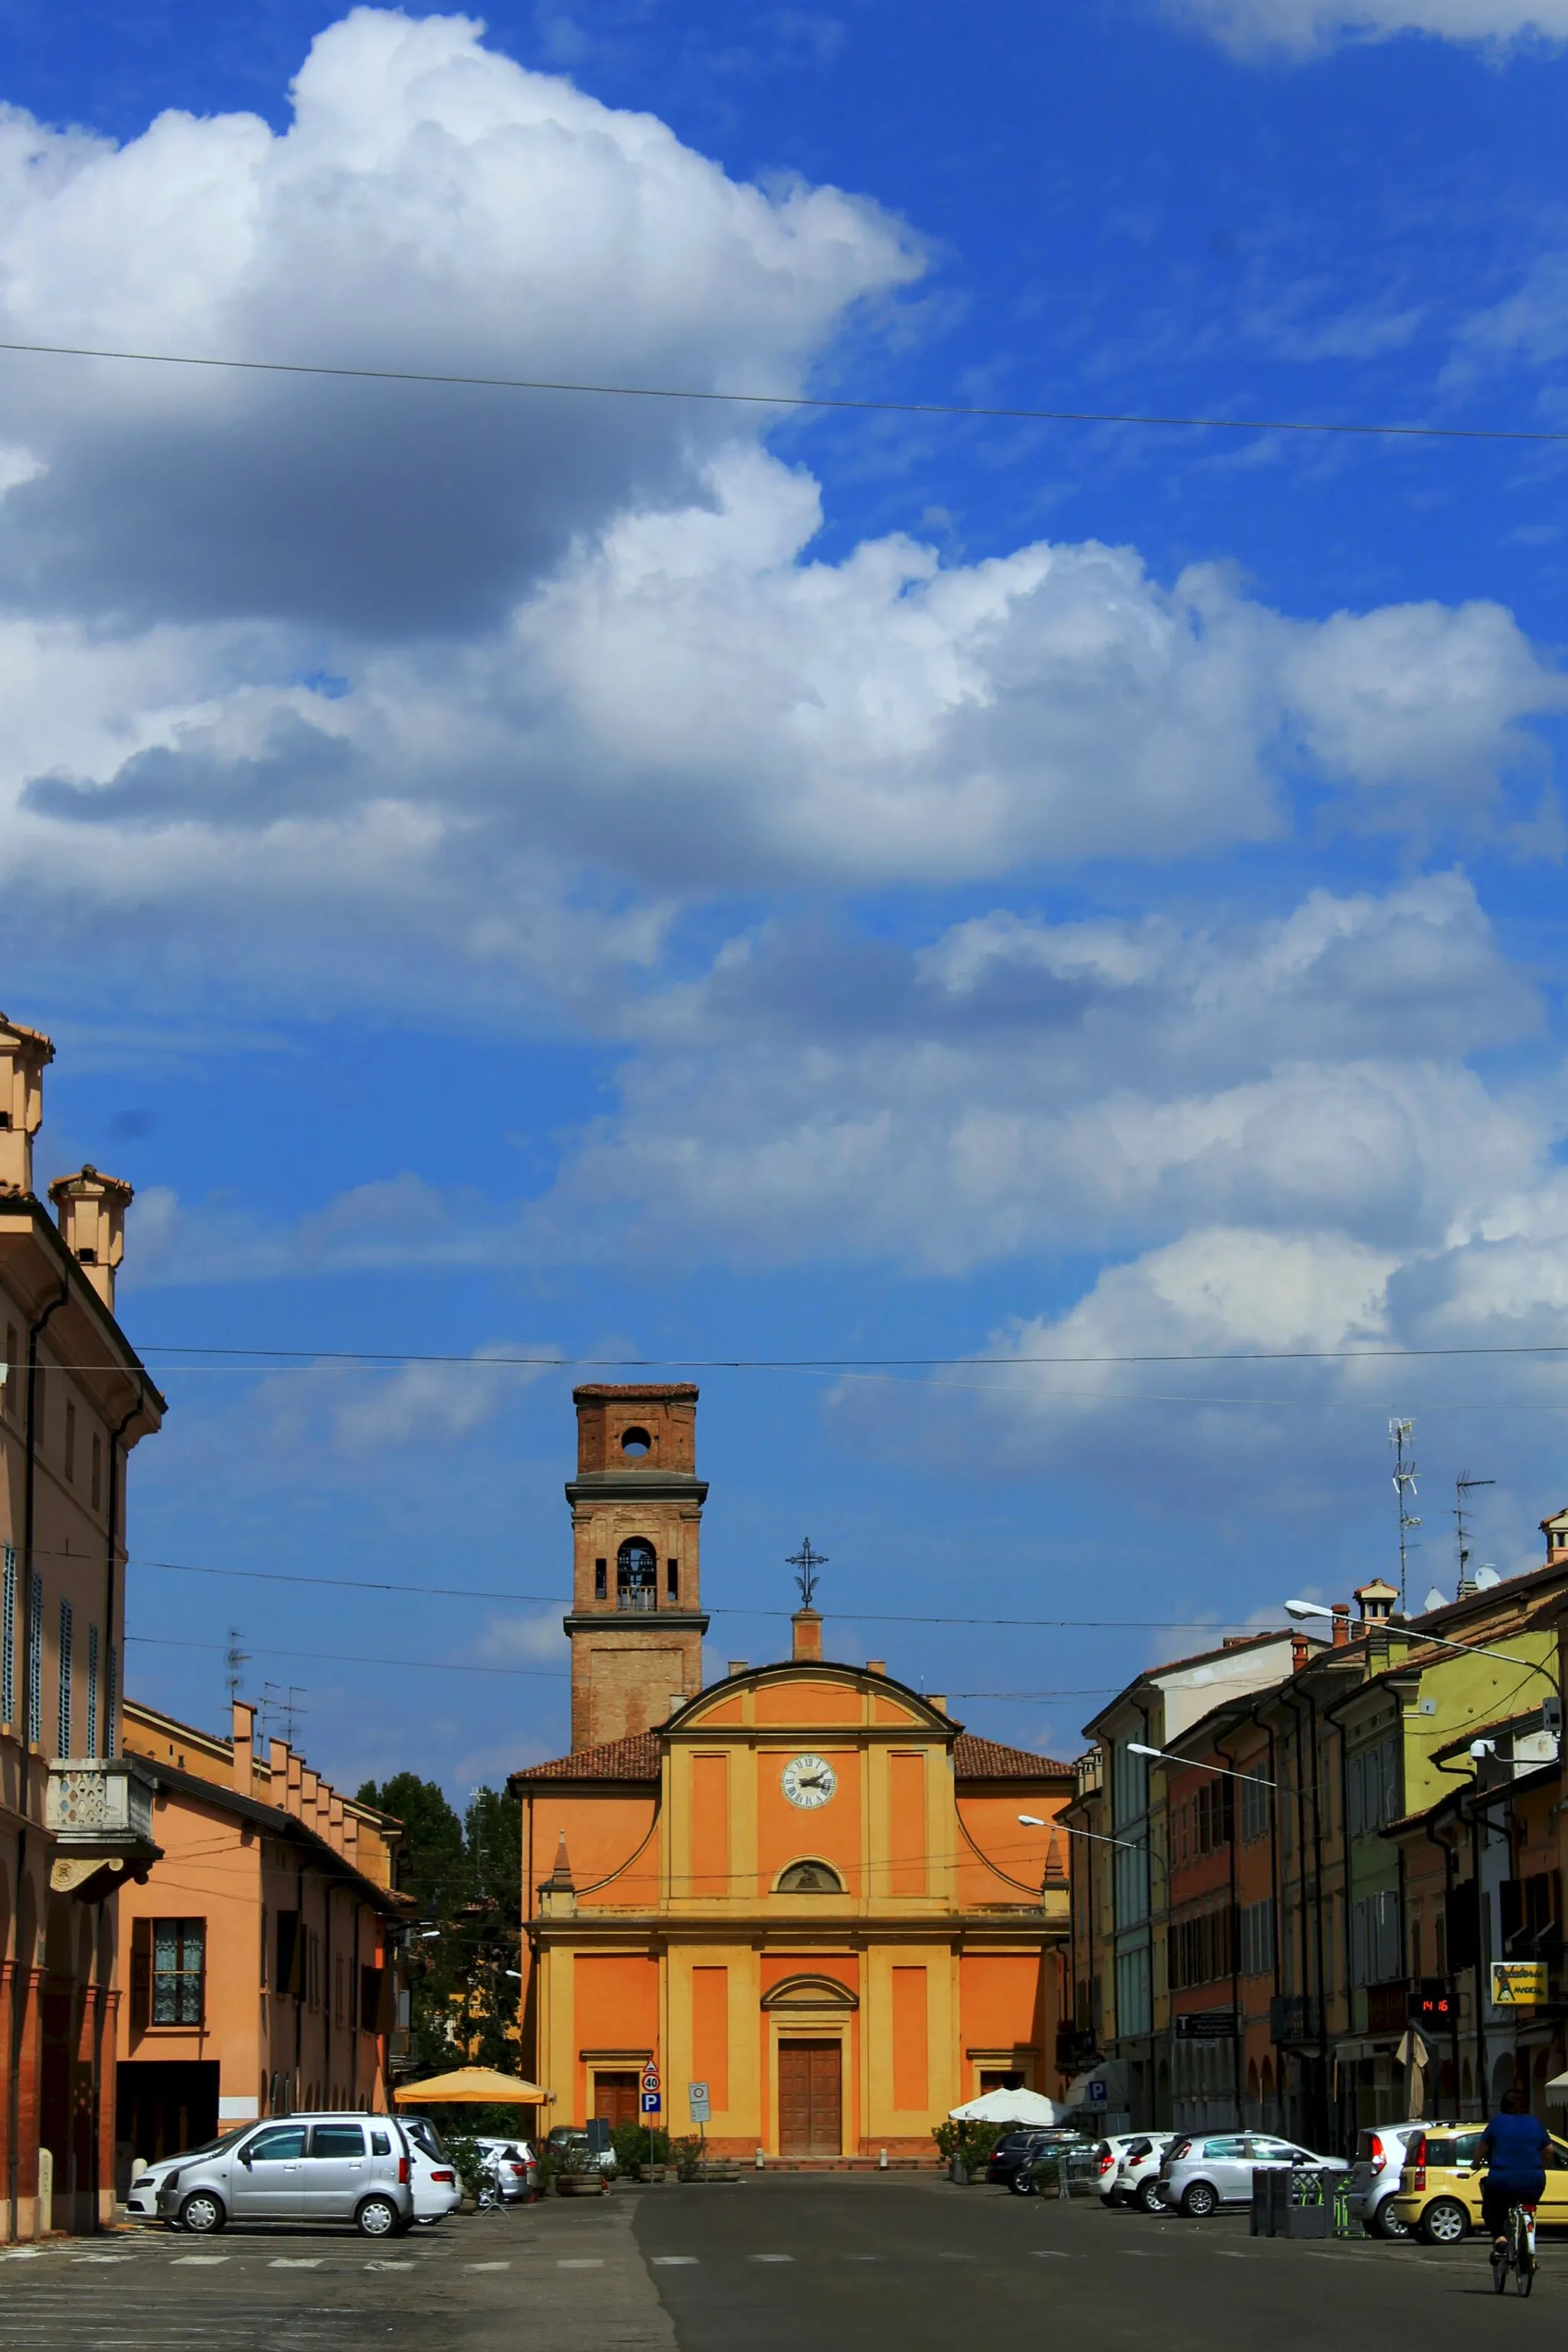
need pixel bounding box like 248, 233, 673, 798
593, 2073, 642, 2130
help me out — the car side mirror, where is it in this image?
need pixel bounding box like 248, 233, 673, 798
240, 2151, 253, 2170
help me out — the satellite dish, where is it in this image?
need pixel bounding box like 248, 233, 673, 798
1475, 1565, 1501, 1591
1424, 1588, 1447, 1614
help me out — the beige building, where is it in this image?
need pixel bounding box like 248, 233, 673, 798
0, 1014, 164, 2238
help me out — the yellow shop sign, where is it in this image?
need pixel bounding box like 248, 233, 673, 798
1491, 1962, 1548, 2007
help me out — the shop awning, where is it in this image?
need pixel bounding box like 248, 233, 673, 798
393, 2066, 553, 2105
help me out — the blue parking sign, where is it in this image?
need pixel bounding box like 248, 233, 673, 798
641, 2091, 662, 2113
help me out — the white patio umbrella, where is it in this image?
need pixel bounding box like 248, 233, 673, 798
947, 2087, 1070, 2126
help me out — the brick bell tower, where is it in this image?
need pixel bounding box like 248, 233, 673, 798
564, 1384, 710, 1750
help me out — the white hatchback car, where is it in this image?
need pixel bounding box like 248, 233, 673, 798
1344, 2122, 1429, 2239
397, 2116, 464, 2224
1114, 2134, 1179, 2213
1089, 2135, 1153, 2205
1158, 2131, 1348, 2218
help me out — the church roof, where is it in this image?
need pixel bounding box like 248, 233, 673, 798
511, 1728, 1073, 1786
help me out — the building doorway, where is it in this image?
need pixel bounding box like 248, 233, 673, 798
593, 2072, 642, 2130
779, 2041, 841, 2157
116, 2060, 220, 2180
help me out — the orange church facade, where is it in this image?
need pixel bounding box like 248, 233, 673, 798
511, 1386, 1073, 2160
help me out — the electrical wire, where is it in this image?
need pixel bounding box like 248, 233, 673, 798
107, 1340, 1568, 1365
107, 1547, 1267, 1633
2, 335, 1565, 449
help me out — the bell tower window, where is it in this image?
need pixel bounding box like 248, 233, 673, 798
617, 1539, 658, 1612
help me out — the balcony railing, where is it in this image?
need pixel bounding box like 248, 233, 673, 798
46, 1758, 161, 1893
616, 1588, 657, 1613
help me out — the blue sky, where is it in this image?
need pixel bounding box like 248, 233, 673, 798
7, 0, 1568, 1797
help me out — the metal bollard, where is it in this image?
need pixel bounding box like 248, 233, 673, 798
1058, 2156, 1071, 2201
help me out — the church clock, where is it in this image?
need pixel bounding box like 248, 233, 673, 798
781, 1754, 837, 1809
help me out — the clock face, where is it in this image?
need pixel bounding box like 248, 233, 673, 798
781, 1753, 837, 1810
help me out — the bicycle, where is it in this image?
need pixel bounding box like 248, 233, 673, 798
1491, 2199, 1538, 2297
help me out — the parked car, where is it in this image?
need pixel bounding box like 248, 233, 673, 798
1086, 2135, 1152, 2205
475, 2137, 538, 2204
1387, 2125, 1568, 2246
1345, 2123, 1429, 2239
986, 2127, 1079, 2194
1113, 2134, 1179, 2213
152, 2113, 417, 2237
1157, 2132, 1348, 2219
547, 2125, 616, 2178
397, 2115, 464, 2224
125, 2126, 253, 2224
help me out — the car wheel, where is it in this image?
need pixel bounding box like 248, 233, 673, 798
1008, 2173, 1039, 2197
1181, 2181, 1219, 2219
1419, 2197, 1468, 2247
357, 2196, 400, 2239
1138, 2180, 1165, 2214
1373, 2200, 1411, 2241
178, 2191, 225, 2236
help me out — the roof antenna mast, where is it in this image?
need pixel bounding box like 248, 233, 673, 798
1453, 1472, 1495, 1601
1390, 1419, 1421, 1614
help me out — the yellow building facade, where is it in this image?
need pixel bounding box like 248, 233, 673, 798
512, 1386, 1073, 2161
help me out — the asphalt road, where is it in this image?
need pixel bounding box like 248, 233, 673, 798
0, 2179, 1555, 2352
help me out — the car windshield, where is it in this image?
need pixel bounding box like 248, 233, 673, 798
158, 2125, 252, 2167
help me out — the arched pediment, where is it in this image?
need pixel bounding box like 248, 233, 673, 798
773, 1858, 845, 1894
761, 1972, 858, 2011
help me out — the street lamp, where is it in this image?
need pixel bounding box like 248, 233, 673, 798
1285, 1596, 1564, 1742
1125, 1740, 1285, 1791
1018, 1811, 1142, 1852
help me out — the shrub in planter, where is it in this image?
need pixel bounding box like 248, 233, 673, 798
673, 2136, 705, 2182
611, 2123, 671, 2180
445, 2133, 492, 2208
931, 2121, 1004, 2177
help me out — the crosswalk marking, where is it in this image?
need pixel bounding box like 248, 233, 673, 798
269, 2257, 322, 2268
364, 2260, 416, 2270
557, 2257, 605, 2269
651, 2254, 699, 2265
74, 2254, 132, 2262
172, 2256, 229, 2266
466, 2260, 511, 2270
749, 2254, 793, 2262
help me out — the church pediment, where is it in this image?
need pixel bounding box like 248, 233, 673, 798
761, 1972, 859, 2011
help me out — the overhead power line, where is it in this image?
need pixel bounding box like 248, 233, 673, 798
113, 1339, 1568, 1367
109, 1547, 1264, 1633
1, 335, 1564, 449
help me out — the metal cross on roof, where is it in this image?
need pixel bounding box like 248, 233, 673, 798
786, 1537, 827, 1609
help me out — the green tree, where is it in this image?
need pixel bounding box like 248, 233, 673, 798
358, 1774, 523, 2077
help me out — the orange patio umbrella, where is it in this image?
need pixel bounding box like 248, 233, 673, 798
393, 2066, 554, 2104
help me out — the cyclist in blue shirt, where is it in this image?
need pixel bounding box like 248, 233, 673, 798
1477, 2092, 1550, 2260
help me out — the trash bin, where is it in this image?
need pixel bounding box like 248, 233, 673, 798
1251, 2166, 1331, 2239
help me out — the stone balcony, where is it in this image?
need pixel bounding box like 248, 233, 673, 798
45, 1756, 162, 1896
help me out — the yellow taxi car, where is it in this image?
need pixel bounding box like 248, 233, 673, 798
1389, 2125, 1568, 2245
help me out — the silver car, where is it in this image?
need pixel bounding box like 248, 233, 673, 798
1345, 2122, 1426, 2239
153, 2112, 416, 2238
1115, 2133, 1179, 2213
1159, 2131, 1348, 2218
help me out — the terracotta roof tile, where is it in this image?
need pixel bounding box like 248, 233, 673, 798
952, 1733, 1074, 1781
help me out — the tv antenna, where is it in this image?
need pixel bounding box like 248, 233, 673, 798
786, 1538, 828, 1609
1390, 1420, 1421, 1612
1453, 1472, 1495, 1598
260, 1681, 308, 1748
224, 1625, 250, 1710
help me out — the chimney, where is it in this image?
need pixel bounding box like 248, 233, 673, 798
0, 1017, 54, 1197
286, 1751, 303, 1818
268, 1736, 290, 1797
1355, 1579, 1398, 1624
343, 1810, 361, 1869
1290, 1633, 1310, 1673
231, 1701, 256, 1795
48, 1165, 133, 1311
727, 1660, 749, 1677
1331, 1603, 1351, 1648
866, 1660, 887, 1677
329, 1792, 345, 1854
928, 1694, 947, 1714
792, 1608, 823, 1663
